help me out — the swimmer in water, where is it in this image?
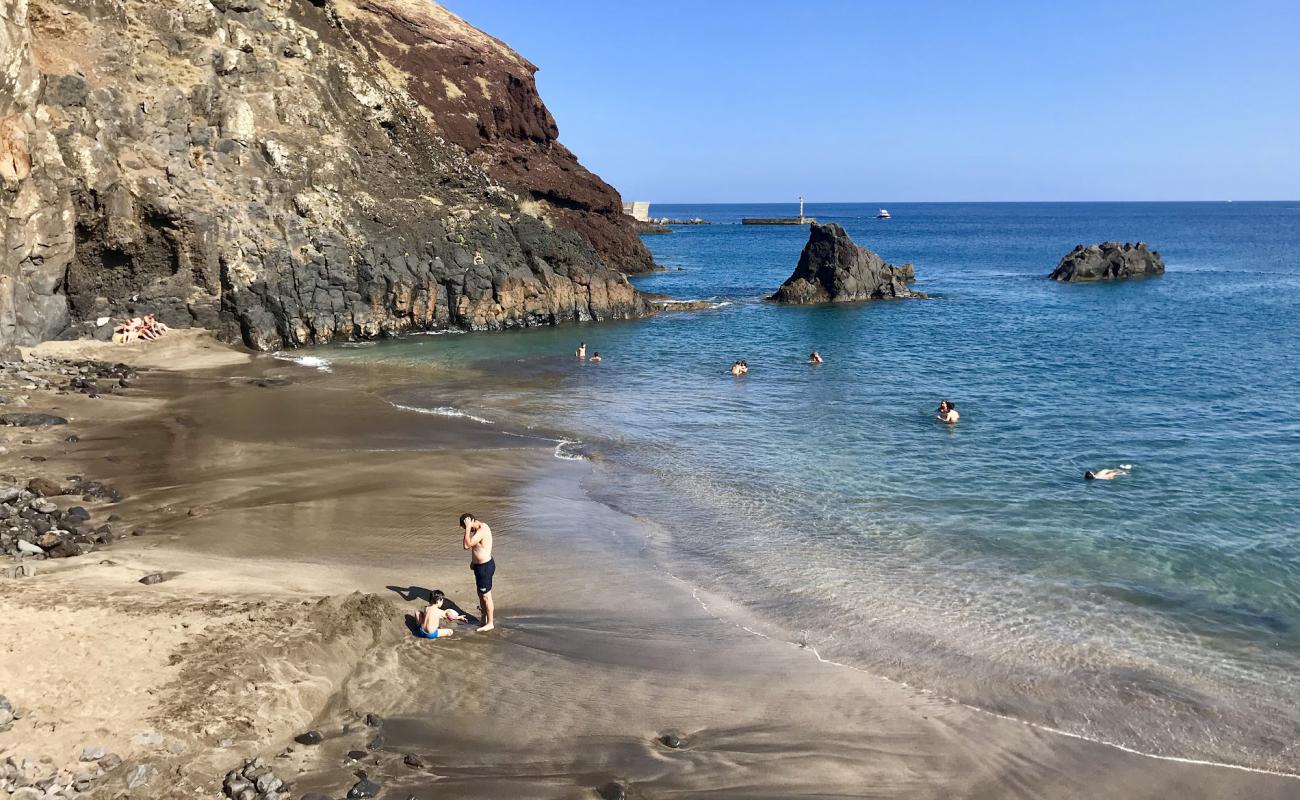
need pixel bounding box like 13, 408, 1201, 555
936, 400, 959, 425
590, 352, 602, 363
576, 342, 587, 360
808, 351, 824, 364
1085, 466, 1131, 481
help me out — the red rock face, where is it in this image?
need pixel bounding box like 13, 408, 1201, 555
338, 0, 654, 274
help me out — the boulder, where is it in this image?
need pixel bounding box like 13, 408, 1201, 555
1048, 242, 1164, 282
771, 224, 923, 304
27, 477, 64, 497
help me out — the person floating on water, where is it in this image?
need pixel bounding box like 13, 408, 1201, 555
730, 360, 749, 376
808, 351, 824, 364
460, 512, 496, 632
936, 400, 959, 424
576, 342, 587, 360
590, 352, 602, 363
415, 589, 466, 639
1086, 465, 1132, 481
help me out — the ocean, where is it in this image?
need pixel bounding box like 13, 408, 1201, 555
308, 201, 1300, 771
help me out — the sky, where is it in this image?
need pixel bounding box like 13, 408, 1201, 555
441, 1, 1300, 203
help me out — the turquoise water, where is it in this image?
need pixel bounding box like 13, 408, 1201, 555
311, 202, 1300, 770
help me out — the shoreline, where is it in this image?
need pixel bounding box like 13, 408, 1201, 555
2, 331, 1297, 797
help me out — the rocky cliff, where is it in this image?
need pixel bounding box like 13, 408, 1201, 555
0, 0, 653, 354
1049, 242, 1164, 282
771, 223, 921, 304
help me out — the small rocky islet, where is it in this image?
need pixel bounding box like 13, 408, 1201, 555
1049, 241, 1166, 282
770, 222, 924, 304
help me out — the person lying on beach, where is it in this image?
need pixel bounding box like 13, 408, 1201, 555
460, 512, 496, 632
143, 314, 169, 336
414, 589, 466, 638
590, 352, 602, 363
809, 351, 824, 364
113, 315, 171, 344
936, 400, 959, 424
112, 320, 138, 345
1085, 466, 1131, 481
576, 342, 587, 360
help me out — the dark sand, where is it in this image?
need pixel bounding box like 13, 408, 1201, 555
5, 333, 1297, 798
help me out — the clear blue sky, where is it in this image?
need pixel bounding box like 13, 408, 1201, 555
441, 1, 1299, 202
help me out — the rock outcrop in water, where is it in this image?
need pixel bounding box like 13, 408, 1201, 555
770, 223, 922, 304
0, 0, 653, 354
1049, 242, 1165, 282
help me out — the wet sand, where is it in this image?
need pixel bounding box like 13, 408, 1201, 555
2, 332, 1297, 798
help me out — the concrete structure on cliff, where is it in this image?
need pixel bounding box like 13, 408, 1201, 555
622, 201, 651, 222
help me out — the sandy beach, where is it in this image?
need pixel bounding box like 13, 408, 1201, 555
2, 331, 1297, 799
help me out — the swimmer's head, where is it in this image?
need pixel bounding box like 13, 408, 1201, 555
1085, 471, 1096, 480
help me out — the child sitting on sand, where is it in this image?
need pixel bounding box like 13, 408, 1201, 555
415, 590, 466, 639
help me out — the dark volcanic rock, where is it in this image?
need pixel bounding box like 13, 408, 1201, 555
402, 753, 426, 769
771, 224, 923, 304
1049, 242, 1165, 282
1, 413, 68, 427
599, 781, 630, 800
294, 729, 324, 745
347, 778, 381, 799
0, 0, 652, 355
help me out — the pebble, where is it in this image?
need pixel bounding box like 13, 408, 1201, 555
345, 750, 367, 762
138, 573, 166, 585
364, 712, 383, 727
294, 730, 323, 745
347, 778, 381, 799
599, 781, 629, 800
80, 745, 107, 761
125, 763, 155, 789
98, 752, 123, 770
365, 734, 384, 751
402, 753, 425, 769
659, 733, 685, 749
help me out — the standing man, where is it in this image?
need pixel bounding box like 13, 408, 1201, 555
460, 513, 496, 632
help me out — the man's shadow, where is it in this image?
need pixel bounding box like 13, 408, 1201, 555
386, 585, 479, 633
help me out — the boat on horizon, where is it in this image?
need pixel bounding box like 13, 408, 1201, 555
876, 208, 891, 219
